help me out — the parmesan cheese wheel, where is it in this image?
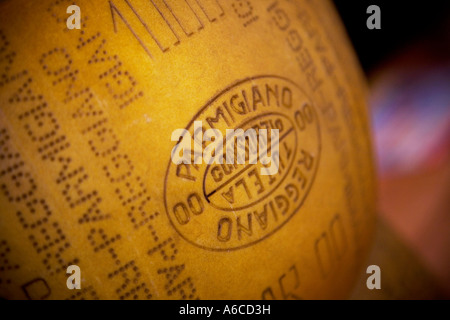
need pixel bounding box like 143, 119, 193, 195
0, 0, 376, 299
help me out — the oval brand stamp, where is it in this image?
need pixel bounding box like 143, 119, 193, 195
164, 75, 321, 251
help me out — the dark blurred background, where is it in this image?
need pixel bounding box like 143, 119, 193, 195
332, 1, 450, 299
333, 0, 450, 73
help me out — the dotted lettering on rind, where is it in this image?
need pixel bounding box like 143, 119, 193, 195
87, 228, 152, 300
0, 240, 20, 286
65, 285, 100, 300
147, 225, 199, 299
0, 126, 81, 278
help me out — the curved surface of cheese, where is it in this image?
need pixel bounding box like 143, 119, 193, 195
0, 0, 376, 299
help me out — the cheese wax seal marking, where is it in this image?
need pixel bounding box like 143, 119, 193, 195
164, 76, 321, 251
0, 0, 376, 299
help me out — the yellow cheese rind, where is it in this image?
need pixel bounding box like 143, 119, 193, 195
0, 0, 376, 300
